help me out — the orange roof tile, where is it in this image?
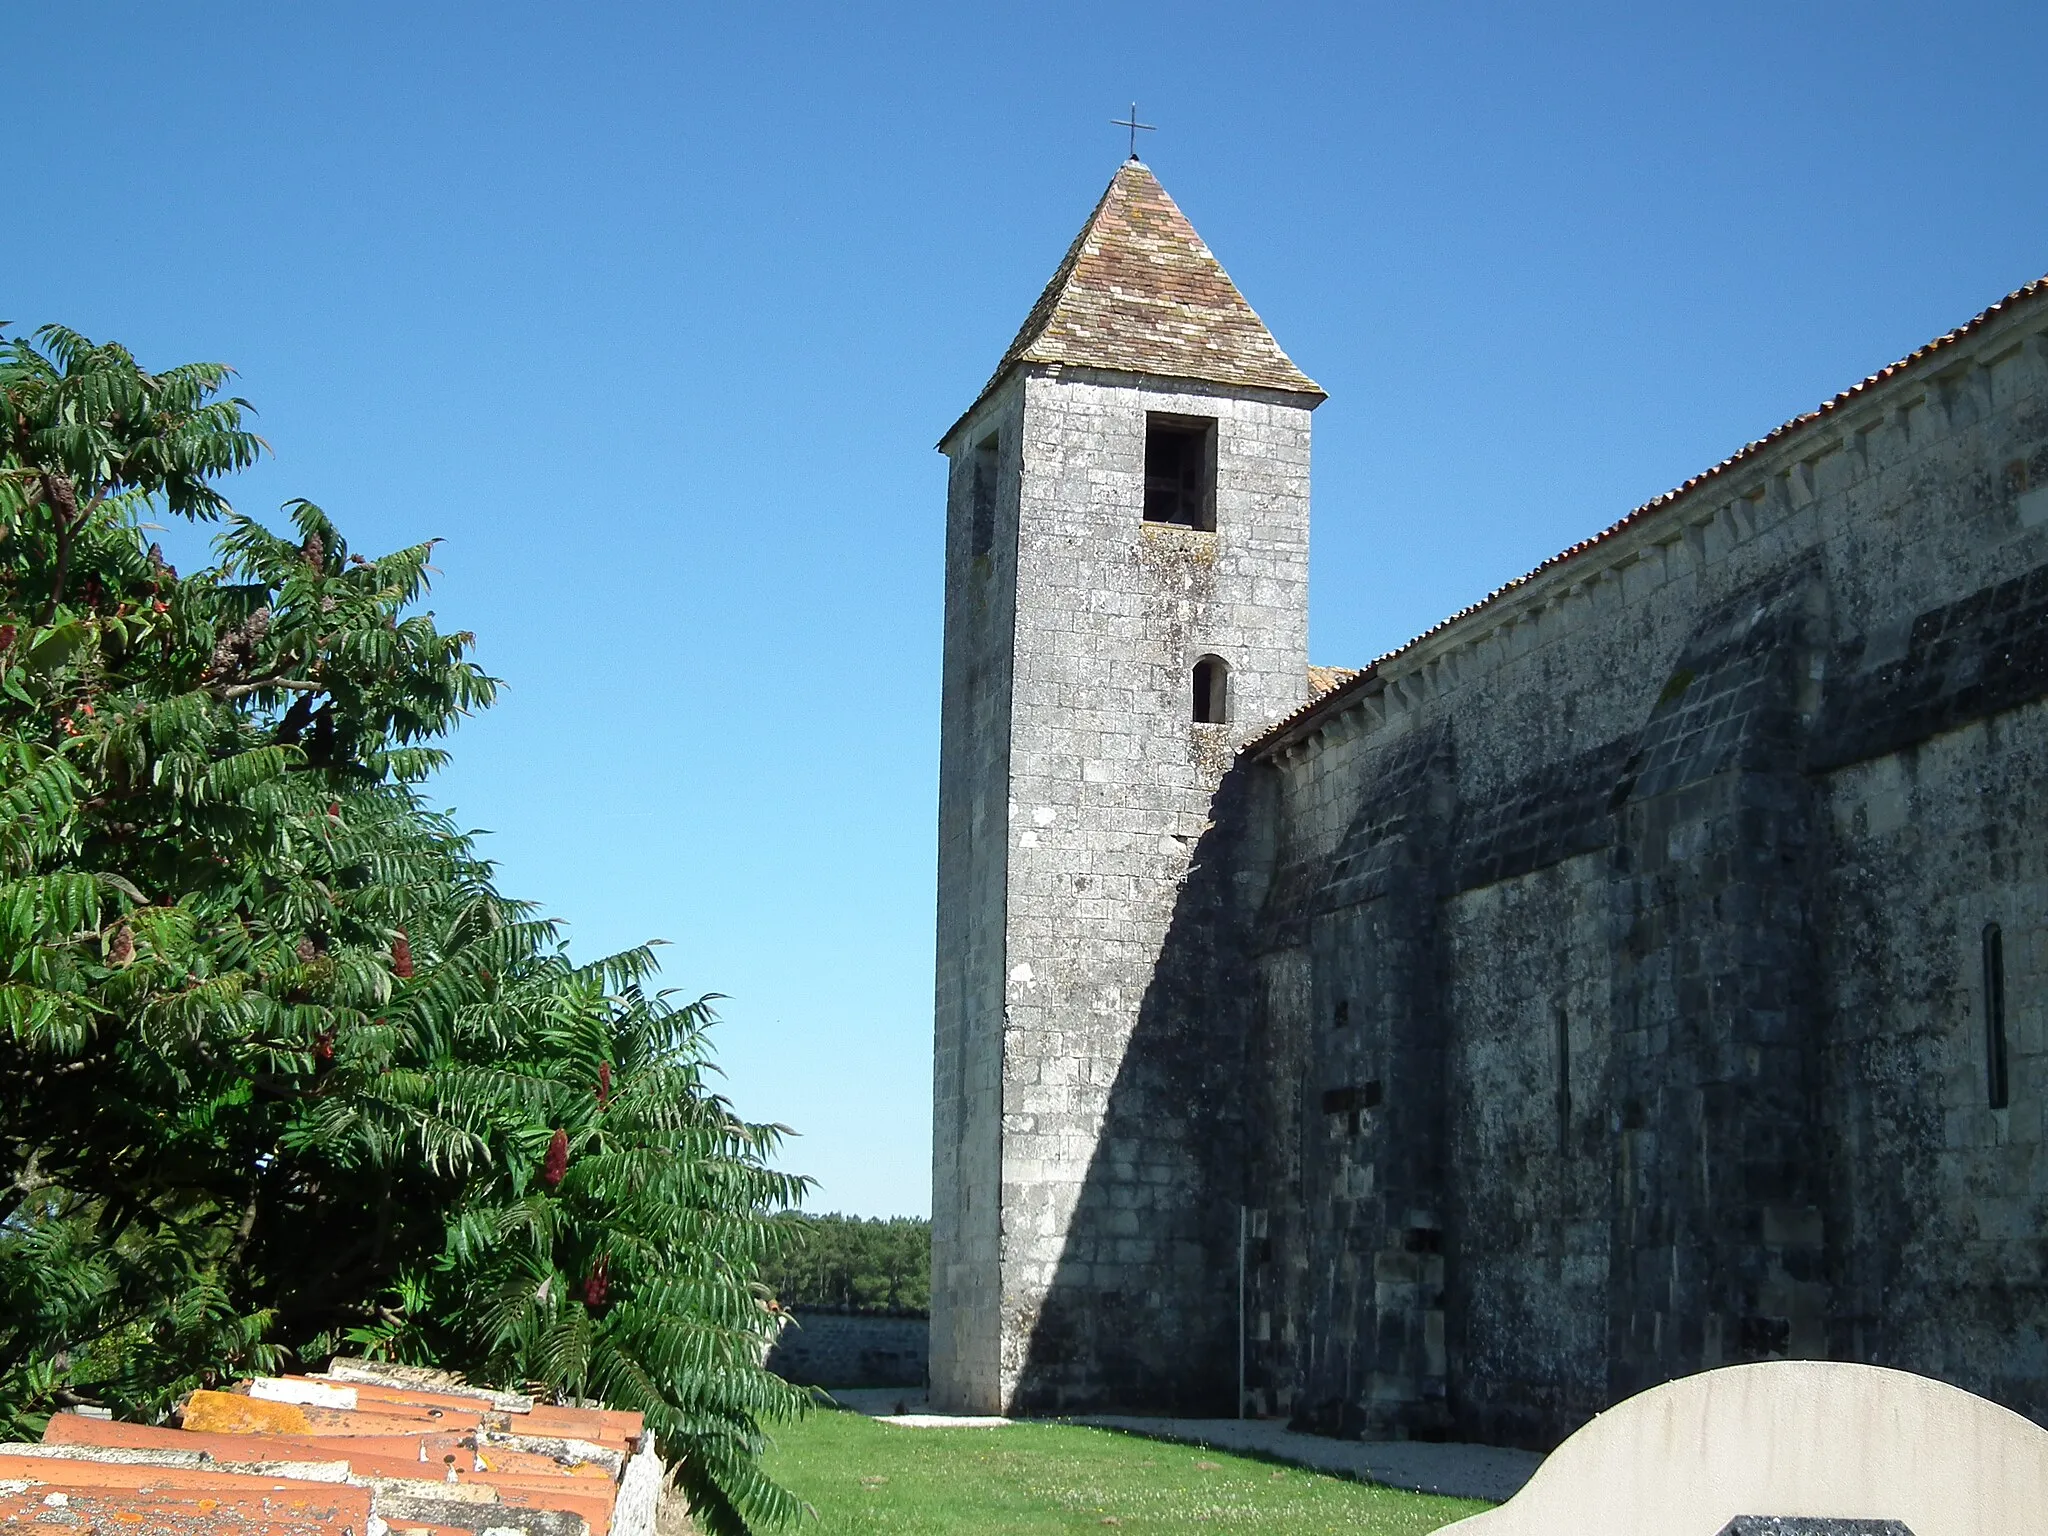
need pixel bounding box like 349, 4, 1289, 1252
1307, 665, 1360, 699
519, 1404, 642, 1448
0, 1456, 374, 1534
0, 1483, 367, 1535
177, 1390, 313, 1436
45, 1412, 488, 1480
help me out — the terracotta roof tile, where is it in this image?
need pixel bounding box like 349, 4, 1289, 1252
320, 1359, 534, 1413
947, 161, 1321, 441
0, 1456, 375, 1534
0, 1483, 369, 1535
184, 1389, 486, 1438
1307, 665, 1360, 699
1247, 270, 2048, 756
44, 1414, 484, 1480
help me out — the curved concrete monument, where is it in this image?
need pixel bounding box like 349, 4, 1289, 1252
1438, 1361, 2048, 1536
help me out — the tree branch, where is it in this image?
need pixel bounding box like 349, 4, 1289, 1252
214, 678, 322, 701
0, 1145, 52, 1227
8, 1146, 45, 1198
37, 474, 105, 627
226, 1171, 267, 1270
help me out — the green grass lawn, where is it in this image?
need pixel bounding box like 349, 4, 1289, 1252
760, 1408, 1491, 1534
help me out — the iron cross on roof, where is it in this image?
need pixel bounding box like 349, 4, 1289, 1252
1112, 103, 1155, 160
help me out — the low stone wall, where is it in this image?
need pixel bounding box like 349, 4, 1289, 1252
765, 1310, 928, 1389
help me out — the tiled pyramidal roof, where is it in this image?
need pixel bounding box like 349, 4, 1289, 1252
0, 1361, 664, 1535
962, 159, 1323, 425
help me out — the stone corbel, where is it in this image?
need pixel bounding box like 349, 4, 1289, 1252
1921, 374, 1955, 432
1883, 400, 1913, 448
1683, 512, 1713, 565
1970, 358, 1997, 418
1656, 530, 1693, 580
1837, 417, 1872, 478
1786, 458, 1818, 509
1588, 567, 1623, 615
1729, 492, 1761, 543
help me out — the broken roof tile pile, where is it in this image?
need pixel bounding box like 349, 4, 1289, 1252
0, 1360, 664, 1536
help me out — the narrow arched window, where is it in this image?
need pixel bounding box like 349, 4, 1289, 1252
1555, 1008, 1572, 1156
969, 433, 998, 557
1193, 656, 1229, 724
1984, 922, 2009, 1110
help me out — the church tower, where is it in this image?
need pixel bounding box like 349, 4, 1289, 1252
931, 160, 1323, 1413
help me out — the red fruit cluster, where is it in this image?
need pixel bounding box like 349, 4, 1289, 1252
541, 1128, 569, 1189
315, 1029, 335, 1064
583, 1255, 609, 1309
596, 1062, 612, 1108
391, 930, 414, 979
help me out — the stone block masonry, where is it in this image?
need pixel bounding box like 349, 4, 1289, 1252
929, 373, 1023, 1413
765, 1310, 930, 1389
997, 371, 1311, 1415
930, 145, 1327, 1424
932, 364, 1313, 1414
1235, 276, 2048, 1444
930, 154, 2048, 1451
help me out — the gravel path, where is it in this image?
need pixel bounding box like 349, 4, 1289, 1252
1074, 1417, 1540, 1504
823, 1391, 1541, 1504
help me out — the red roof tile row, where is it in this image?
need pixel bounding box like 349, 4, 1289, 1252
1247, 271, 2048, 757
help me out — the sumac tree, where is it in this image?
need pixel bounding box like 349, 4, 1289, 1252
0, 326, 806, 1534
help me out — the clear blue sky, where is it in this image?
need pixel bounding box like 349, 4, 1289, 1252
11, 3, 2045, 1215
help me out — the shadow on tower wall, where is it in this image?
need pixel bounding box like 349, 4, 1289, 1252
1011, 760, 1269, 1416
1015, 555, 1886, 1434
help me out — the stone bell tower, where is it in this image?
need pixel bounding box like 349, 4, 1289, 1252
930, 159, 1324, 1413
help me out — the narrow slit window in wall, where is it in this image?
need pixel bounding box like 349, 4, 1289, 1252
1193, 656, 1229, 724
1333, 999, 1350, 1030
1144, 415, 1217, 529
970, 434, 999, 558
1985, 921, 2009, 1110
1555, 1008, 1572, 1154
